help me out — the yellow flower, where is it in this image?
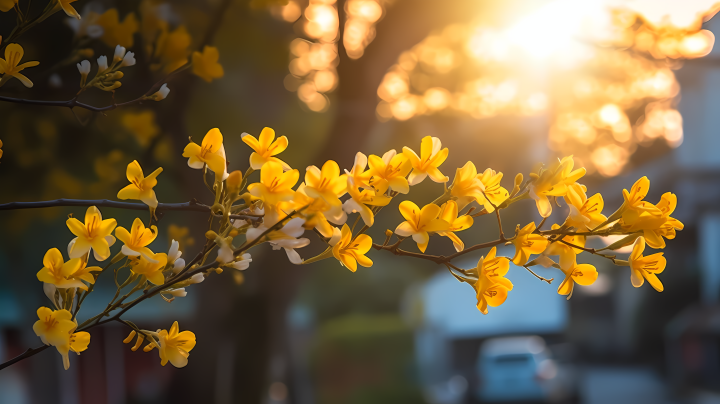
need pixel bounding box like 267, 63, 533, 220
117, 160, 163, 208
291, 183, 345, 237
621, 192, 683, 249
115, 218, 158, 262
248, 161, 299, 207
96, 9, 139, 48
449, 161, 485, 210
58, 0, 80, 19
332, 224, 373, 272
394, 201, 449, 252
476, 247, 510, 280
192, 45, 224, 83
33, 307, 90, 370
619, 176, 663, 227
0, 0, 17, 13
437, 200, 473, 252
168, 224, 195, 253
241, 127, 290, 170
529, 156, 585, 217
130, 252, 168, 285
69, 258, 103, 285
542, 224, 585, 269
557, 258, 598, 298
563, 192, 607, 230
66, 206, 117, 261
473, 270, 513, 315
0, 43, 39, 88
36, 248, 98, 290
367, 150, 412, 194
182, 128, 227, 179
157, 321, 196, 368
476, 168, 508, 213
344, 152, 372, 188
510, 222, 549, 266
304, 160, 347, 207
153, 25, 191, 73
402, 136, 449, 185
343, 177, 391, 227
122, 111, 160, 147
556, 156, 587, 202
628, 236, 666, 292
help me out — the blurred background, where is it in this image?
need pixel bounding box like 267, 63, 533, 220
0, 0, 718, 403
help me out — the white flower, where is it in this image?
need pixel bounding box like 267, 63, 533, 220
113, 45, 126, 63
77, 60, 91, 75
247, 217, 310, 264
121, 51, 136, 67
230, 254, 252, 270
167, 288, 187, 297
150, 83, 170, 101
190, 273, 205, 284
97, 55, 108, 72
168, 240, 186, 274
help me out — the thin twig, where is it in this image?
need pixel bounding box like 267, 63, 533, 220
522, 266, 554, 284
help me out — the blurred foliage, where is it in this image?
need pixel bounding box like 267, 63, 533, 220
312, 314, 426, 404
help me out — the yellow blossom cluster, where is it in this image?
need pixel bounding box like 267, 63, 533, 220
21, 124, 683, 371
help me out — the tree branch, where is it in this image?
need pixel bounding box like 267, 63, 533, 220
0, 64, 190, 113
0, 199, 262, 222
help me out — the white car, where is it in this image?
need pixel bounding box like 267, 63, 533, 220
475, 336, 576, 403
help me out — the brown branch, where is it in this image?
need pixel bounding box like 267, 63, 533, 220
0, 199, 262, 222
372, 238, 506, 264
0, 64, 190, 113
0, 346, 50, 371
557, 239, 619, 263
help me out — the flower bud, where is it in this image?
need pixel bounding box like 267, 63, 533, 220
514, 173, 523, 187
131, 333, 145, 351
190, 273, 205, 284
167, 288, 187, 297
113, 45, 126, 63
97, 55, 108, 72
123, 330, 137, 344
226, 170, 243, 194
77, 60, 91, 76
149, 83, 170, 101
205, 230, 218, 240
121, 51, 136, 67
511, 173, 524, 196
229, 229, 239, 237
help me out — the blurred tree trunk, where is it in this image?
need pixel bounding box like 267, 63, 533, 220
162, 1, 483, 402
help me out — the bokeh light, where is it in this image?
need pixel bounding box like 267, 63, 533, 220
376, 0, 720, 176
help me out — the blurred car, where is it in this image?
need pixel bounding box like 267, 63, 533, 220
475, 336, 578, 403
